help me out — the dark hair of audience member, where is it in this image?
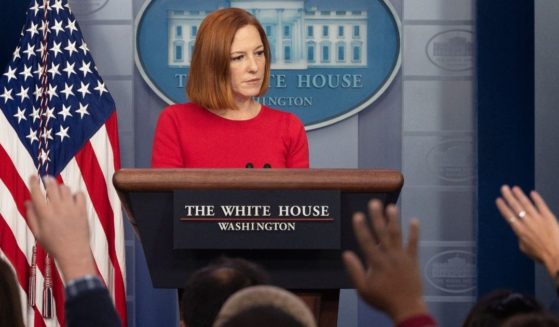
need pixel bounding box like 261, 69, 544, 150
219, 305, 305, 327
501, 312, 559, 327
463, 290, 544, 327
0, 258, 25, 327
181, 257, 270, 327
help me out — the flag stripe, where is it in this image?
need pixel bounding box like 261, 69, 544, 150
91, 115, 125, 274
0, 148, 33, 259
58, 162, 110, 283
90, 122, 126, 274
74, 141, 127, 322
0, 179, 65, 326
0, 111, 37, 199
105, 112, 121, 169
0, 218, 51, 327
89, 121, 127, 325
33, 310, 43, 327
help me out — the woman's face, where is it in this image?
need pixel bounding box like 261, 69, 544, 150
229, 24, 266, 104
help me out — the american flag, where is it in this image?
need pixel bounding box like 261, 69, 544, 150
0, 0, 127, 325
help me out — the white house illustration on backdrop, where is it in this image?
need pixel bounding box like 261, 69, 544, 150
167, 0, 368, 69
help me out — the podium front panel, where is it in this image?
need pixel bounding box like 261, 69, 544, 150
130, 191, 389, 289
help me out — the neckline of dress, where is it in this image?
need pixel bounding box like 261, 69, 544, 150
202, 104, 265, 123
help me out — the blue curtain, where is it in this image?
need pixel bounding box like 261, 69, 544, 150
476, 0, 535, 297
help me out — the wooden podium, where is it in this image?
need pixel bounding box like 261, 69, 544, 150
113, 169, 403, 327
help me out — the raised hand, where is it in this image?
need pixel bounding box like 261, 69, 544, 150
25, 175, 96, 282
342, 199, 427, 324
496, 185, 559, 278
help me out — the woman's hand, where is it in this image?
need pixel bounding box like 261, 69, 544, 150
496, 185, 559, 278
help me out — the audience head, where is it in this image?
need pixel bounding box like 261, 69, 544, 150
502, 312, 559, 327
181, 257, 270, 327
213, 285, 317, 327
0, 258, 24, 327
463, 290, 544, 327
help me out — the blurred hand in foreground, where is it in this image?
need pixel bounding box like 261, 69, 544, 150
25, 175, 96, 282
342, 199, 427, 324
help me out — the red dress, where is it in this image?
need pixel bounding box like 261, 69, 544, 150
151, 103, 309, 168
397, 314, 438, 327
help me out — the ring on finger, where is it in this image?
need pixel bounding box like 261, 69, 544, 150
517, 210, 527, 219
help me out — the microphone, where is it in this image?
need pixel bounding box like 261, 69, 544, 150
245, 162, 254, 168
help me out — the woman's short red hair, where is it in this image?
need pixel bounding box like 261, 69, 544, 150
186, 8, 271, 110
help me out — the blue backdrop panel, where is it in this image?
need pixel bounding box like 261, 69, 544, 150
476, 0, 535, 297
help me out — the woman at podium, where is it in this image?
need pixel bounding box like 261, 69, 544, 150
152, 8, 309, 169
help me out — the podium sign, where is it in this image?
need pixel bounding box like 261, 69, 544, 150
173, 189, 341, 249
